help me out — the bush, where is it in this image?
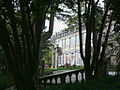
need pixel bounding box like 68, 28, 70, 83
72, 64, 76, 68
65, 63, 70, 68
0, 71, 14, 90
44, 69, 56, 75
0, 75, 8, 90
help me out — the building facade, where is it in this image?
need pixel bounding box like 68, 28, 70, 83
51, 29, 85, 68
50, 27, 117, 69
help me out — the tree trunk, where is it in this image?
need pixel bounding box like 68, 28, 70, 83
15, 79, 36, 90
84, 61, 92, 80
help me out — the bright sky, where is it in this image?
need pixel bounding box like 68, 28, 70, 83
46, 0, 104, 35
46, 18, 68, 35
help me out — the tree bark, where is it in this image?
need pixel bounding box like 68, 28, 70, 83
0, 0, 54, 90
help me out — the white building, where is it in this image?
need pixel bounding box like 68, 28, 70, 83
50, 28, 117, 69
51, 29, 86, 68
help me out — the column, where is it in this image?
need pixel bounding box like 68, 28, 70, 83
75, 35, 77, 65
55, 52, 58, 68
75, 51, 77, 65
51, 52, 55, 68
62, 54, 64, 65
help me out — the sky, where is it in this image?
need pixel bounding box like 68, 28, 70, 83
46, 18, 68, 35
46, 0, 104, 35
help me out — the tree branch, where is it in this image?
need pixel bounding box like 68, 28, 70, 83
42, 7, 55, 41
77, 0, 85, 61
100, 11, 114, 64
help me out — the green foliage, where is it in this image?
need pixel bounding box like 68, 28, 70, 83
65, 16, 79, 31
0, 71, 14, 90
112, 0, 120, 24
0, 75, 8, 90
44, 67, 84, 75
0, 0, 58, 89
64, 1, 104, 32
40, 40, 52, 66
0, 47, 7, 66
46, 66, 84, 71
44, 69, 56, 75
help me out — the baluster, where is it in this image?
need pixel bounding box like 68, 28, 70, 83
69, 74, 72, 83
81, 71, 84, 81
75, 72, 79, 83
60, 75, 66, 83
49, 78, 53, 85
39, 80, 42, 88
44, 79, 47, 87
55, 77, 58, 85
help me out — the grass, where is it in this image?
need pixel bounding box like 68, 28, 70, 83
45, 66, 84, 71
44, 67, 84, 75
41, 75, 120, 90
44, 69, 56, 75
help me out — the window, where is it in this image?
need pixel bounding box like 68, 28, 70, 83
59, 40, 62, 48
82, 33, 86, 43
65, 53, 69, 64
56, 41, 59, 45
58, 55, 61, 65
76, 51, 83, 66
76, 35, 79, 45
66, 38, 69, 48
63, 39, 65, 47
76, 51, 80, 65
70, 52, 75, 65
70, 37, 75, 46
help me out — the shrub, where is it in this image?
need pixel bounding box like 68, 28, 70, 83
0, 75, 8, 90
72, 64, 76, 68
44, 69, 55, 75
65, 63, 70, 68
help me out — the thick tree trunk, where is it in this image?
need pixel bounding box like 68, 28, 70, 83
7, 58, 37, 90
95, 59, 108, 78
84, 60, 92, 80
15, 79, 36, 90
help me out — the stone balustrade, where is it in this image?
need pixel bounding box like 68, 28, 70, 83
39, 69, 84, 88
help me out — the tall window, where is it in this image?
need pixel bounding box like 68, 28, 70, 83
82, 33, 86, 43
76, 35, 79, 45
66, 38, 69, 49
70, 52, 75, 65
76, 51, 80, 65
70, 37, 75, 46
56, 41, 59, 45
65, 53, 68, 64
76, 51, 83, 66
59, 40, 62, 48
58, 55, 61, 65
63, 39, 65, 48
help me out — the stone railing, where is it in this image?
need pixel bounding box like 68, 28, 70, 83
39, 69, 84, 88
5, 85, 16, 90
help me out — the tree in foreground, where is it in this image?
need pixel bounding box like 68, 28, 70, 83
0, 0, 58, 89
